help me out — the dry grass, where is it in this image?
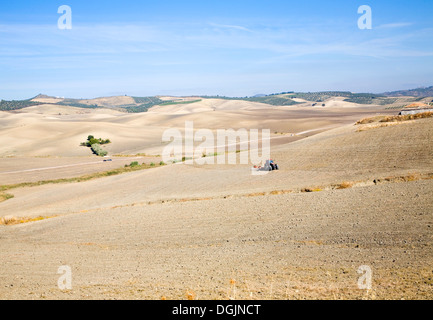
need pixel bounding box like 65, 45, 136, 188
355, 116, 386, 125
246, 192, 267, 197
269, 190, 292, 195
380, 111, 433, 123
0, 215, 57, 226
297, 239, 325, 246
376, 173, 426, 184
228, 278, 237, 300
2, 172, 432, 227
356, 112, 433, 126
301, 188, 323, 193
185, 289, 196, 300
0, 193, 14, 203
112, 153, 160, 157
337, 182, 354, 189
356, 121, 406, 132
0, 162, 163, 193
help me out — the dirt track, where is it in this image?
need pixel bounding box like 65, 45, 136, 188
0, 156, 161, 185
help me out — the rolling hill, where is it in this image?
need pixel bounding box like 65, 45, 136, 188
1, 86, 432, 113
382, 86, 433, 97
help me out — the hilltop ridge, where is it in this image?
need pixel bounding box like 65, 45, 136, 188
1, 86, 432, 113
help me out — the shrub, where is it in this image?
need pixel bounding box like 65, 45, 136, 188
88, 138, 100, 146
130, 161, 139, 167
91, 144, 108, 157
81, 135, 111, 147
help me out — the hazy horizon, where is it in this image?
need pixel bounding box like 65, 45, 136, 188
3, 85, 433, 102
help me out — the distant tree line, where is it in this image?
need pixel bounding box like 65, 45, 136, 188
0, 99, 43, 111
197, 95, 299, 106
383, 86, 433, 97
56, 99, 100, 108
159, 99, 202, 106
125, 96, 167, 113
289, 91, 399, 105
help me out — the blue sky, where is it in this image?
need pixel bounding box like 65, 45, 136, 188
1, 0, 432, 100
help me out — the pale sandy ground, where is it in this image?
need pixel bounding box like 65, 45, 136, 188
0, 98, 387, 158
0, 101, 432, 300
0, 156, 161, 185
1, 179, 432, 300
78, 96, 137, 107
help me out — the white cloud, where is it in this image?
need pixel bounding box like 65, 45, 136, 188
376, 22, 413, 29
208, 23, 253, 32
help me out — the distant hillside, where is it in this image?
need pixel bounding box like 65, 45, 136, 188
2, 86, 432, 113
0, 99, 43, 111
244, 95, 299, 106
32, 94, 58, 100
199, 91, 398, 105
383, 86, 433, 97
1, 94, 170, 113
289, 91, 399, 105
56, 99, 101, 109
198, 94, 300, 106
127, 96, 166, 112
